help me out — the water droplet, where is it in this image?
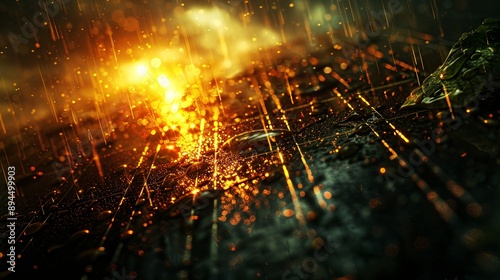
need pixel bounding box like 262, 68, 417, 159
48, 204, 59, 212
75, 248, 104, 265
121, 229, 134, 241
133, 211, 143, 217
479, 116, 500, 128
114, 165, 129, 174
97, 210, 113, 221
135, 198, 147, 207
69, 229, 90, 243
221, 129, 293, 156
283, 209, 294, 217
57, 210, 69, 217
47, 244, 65, 254
483, 18, 500, 25
263, 171, 284, 183
166, 190, 221, 218
24, 222, 47, 236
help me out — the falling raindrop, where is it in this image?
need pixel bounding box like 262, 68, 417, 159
97, 210, 114, 221
24, 222, 47, 236
120, 230, 134, 241
135, 198, 147, 207
47, 244, 66, 254
263, 171, 284, 184
74, 248, 105, 265
166, 190, 221, 218
221, 129, 294, 156
68, 229, 91, 243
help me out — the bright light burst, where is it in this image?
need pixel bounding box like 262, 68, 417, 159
136, 65, 148, 76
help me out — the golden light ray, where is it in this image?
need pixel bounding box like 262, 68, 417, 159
279, 151, 306, 226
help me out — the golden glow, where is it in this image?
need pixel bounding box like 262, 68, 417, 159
95, 5, 282, 158
170, 103, 180, 113
157, 75, 170, 88
441, 83, 455, 120
382, 140, 398, 160
136, 65, 148, 76
151, 57, 162, 68
179, 6, 280, 77
164, 89, 180, 103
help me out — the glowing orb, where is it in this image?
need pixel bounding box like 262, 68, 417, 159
136, 65, 148, 76
151, 58, 162, 68
157, 75, 170, 88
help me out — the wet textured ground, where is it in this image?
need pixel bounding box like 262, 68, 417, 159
2, 38, 500, 280
1, 1, 500, 280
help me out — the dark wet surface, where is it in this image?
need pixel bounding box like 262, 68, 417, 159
1, 1, 500, 280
